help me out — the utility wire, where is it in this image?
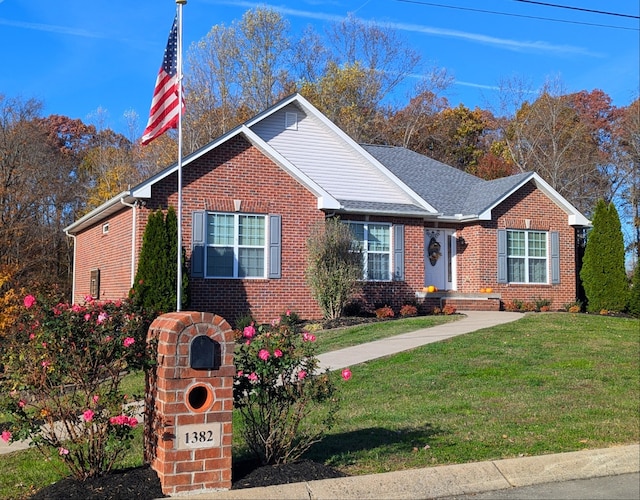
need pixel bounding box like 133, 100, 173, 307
395, 0, 639, 31
513, 0, 639, 20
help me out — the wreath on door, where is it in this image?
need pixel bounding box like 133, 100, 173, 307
428, 237, 441, 267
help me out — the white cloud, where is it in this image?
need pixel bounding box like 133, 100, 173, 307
204, 0, 601, 57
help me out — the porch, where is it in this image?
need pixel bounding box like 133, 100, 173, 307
416, 291, 502, 312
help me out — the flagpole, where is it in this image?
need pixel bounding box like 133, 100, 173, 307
176, 0, 186, 312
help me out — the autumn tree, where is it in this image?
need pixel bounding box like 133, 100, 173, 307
0, 96, 87, 295
301, 14, 421, 143
615, 98, 640, 264
81, 108, 138, 211
502, 80, 615, 215
184, 7, 295, 151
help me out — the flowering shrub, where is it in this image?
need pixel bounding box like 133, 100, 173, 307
234, 317, 350, 465
375, 305, 395, 319
399, 304, 418, 317
0, 294, 154, 479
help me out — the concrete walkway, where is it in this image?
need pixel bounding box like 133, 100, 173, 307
317, 310, 523, 371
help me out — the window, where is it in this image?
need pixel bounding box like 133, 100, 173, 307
205, 213, 266, 278
507, 230, 547, 283
346, 222, 392, 281
90, 269, 100, 299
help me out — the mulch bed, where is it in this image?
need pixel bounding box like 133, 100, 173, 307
29, 460, 348, 499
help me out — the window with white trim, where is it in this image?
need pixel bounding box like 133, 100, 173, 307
507, 230, 548, 283
346, 221, 392, 281
205, 213, 266, 278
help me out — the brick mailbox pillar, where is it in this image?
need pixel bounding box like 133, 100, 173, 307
145, 312, 234, 496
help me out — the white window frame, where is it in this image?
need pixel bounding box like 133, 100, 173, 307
346, 221, 392, 281
507, 230, 548, 284
205, 212, 267, 278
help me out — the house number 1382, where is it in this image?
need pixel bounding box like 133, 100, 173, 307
185, 430, 214, 444
177, 423, 222, 450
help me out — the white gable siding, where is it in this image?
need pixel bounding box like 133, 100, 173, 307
250, 104, 415, 205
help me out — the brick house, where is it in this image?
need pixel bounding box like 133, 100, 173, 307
64, 94, 590, 323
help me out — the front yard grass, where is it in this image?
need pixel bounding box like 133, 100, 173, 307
1, 312, 638, 498
302, 313, 639, 475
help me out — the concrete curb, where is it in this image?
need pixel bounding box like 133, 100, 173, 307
173, 444, 639, 499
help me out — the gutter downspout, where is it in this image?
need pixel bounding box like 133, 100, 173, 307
120, 198, 138, 288
64, 230, 77, 304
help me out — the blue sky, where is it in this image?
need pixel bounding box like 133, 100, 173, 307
1, 0, 638, 137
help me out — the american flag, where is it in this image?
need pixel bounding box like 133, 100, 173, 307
141, 17, 183, 145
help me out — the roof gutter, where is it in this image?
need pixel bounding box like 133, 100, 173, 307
120, 197, 138, 287
64, 229, 77, 303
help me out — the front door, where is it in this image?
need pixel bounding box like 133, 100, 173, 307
424, 229, 456, 290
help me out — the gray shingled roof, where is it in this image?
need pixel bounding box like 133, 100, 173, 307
336, 199, 433, 216
362, 144, 533, 217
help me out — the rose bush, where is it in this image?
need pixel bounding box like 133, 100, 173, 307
234, 314, 351, 465
0, 294, 154, 479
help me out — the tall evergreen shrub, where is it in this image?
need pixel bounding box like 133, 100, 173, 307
628, 265, 640, 317
131, 206, 187, 313
580, 200, 629, 313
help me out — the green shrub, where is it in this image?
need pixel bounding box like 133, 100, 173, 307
306, 217, 363, 320
580, 200, 629, 313
628, 265, 640, 317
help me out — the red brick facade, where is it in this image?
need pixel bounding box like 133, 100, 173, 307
70, 136, 581, 322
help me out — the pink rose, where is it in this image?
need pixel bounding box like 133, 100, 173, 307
274, 349, 283, 358
258, 349, 270, 361
18, 400, 26, 408
97, 312, 108, 324
297, 370, 307, 380
23, 295, 36, 309
1, 430, 11, 442
243, 325, 256, 339
237, 370, 244, 377
123, 337, 135, 347
92, 395, 99, 404
82, 409, 94, 422
248, 372, 258, 382
341, 368, 352, 381
302, 332, 316, 342
128, 417, 138, 428
41, 360, 51, 368
84, 313, 91, 321
59, 447, 69, 455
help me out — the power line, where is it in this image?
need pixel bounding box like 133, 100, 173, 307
395, 0, 639, 31
513, 0, 639, 20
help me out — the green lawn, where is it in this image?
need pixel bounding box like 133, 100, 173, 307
303, 313, 640, 475
1, 312, 638, 498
